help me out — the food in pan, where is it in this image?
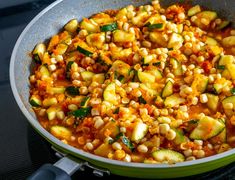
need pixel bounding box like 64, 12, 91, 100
29, 0, 235, 164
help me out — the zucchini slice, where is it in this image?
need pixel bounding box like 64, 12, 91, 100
140, 83, 158, 96
152, 149, 185, 163
206, 93, 219, 111
216, 21, 230, 30
103, 83, 117, 105
145, 68, 162, 80
132, 11, 148, 27
194, 11, 217, 28
64, 19, 78, 33
47, 106, 59, 120
213, 77, 231, 94
91, 13, 112, 25
47, 87, 66, 94
208, 45, 222, 56
162, 81, 173, 98
29, 95, 42, 107
210, 127, 226, 144
42, 97, 58, 107
190, 116, 225, 140
219, 55, 234, 65
94, 143, 112, 157
111, 48, 132, 60
81, 71, 95, 81
173, 129, 187, 145
222, 36, 235, 47
227, 64, 235, 80
142, 54, 155, 65
55, 43, 68, 55
168, 33, 184, 50
222, 69, 232, 79
32, 43, 46, 63
147, 23, 164, 31
86, 32, 105, 49
51, 126, 72, 141
39, 65, 50, 79
99, 120, 120, 138
97, 53, 112, 67
164, 94, 185, 108
144, 14, 165, 31
218, 55, 235, 80
77, 45, 93, 57
131, 122, 148, 142
149, 32, 168, 47
138, 71, 155, 83
113, 30, 135, 43
205, 37, 218, 46
188, 5, 201, 16
80, 18, 99, 33
191, 74, 208, 95
100, 22, 118, 32
110, 60, 130, 77
170, 58, 182, 76
92, 73, 105, 84
222, 96, 235, 117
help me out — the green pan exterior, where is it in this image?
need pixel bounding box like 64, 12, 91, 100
9, 0, 235, 178
33, 125, 235, 179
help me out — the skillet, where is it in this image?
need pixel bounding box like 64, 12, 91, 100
9, 0, 235, 179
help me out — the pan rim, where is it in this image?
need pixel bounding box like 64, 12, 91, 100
9, 0, 235, 169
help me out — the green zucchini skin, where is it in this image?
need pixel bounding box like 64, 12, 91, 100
100, 22, 118, 32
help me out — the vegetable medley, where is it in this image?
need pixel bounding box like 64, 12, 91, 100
29, 0, 235, 164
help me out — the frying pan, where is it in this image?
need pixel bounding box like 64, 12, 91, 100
9, 0, 235, 179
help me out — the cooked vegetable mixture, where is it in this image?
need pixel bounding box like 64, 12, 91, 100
29, 1, 235, 164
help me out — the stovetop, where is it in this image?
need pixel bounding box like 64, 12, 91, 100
0, 1, 235, 179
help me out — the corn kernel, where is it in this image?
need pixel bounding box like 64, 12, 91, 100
137, 144, 148, 153
200, 94, 208, 103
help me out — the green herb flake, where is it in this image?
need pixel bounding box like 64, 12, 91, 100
217, 65, 225, 70
188, 119, 198, 124
71, 107, 91, 118
118, 75, 125, 82
122, 136, 135, 151
231, 88, 235, 95
109, 132, 124, 144
148, 23, 163, 30
110, 133, 135, 151
113, 107, 120, 114
153, 62, 161, 66
138, 96, 147, 104
65, 86, 79, 96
